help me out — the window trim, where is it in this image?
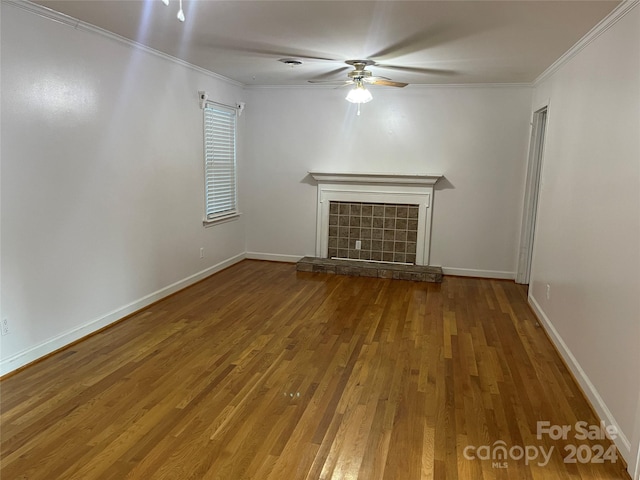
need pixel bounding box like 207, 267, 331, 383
202, 211, 240, 227
202, 101, 239, 225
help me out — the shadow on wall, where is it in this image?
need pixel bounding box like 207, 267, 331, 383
300, 173, 317, 186
434, 176, 454, 191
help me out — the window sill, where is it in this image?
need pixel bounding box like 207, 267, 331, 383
203, 212, 241, 227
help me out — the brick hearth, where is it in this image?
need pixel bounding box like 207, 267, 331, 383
296, 256, 443, 283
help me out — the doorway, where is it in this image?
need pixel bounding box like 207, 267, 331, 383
516, 106, 548, 285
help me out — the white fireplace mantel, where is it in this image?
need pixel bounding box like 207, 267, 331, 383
309, 171, 443, 266
309, 171, 442, 187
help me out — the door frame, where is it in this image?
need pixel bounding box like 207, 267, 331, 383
516, 103, 549, 285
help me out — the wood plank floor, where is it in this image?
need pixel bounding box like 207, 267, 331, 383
0, 260, 630, 479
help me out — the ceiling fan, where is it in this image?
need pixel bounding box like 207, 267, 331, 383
308, 59, 409, 114
309, 60, 409, 89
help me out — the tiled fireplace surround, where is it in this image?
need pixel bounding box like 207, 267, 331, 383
328, 201, 419, 264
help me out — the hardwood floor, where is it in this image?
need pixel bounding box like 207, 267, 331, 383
0, 260, 630, 479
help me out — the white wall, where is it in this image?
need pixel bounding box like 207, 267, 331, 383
2, 2, 638, 475
243, 86, 532, 276
529, 4, 640, 474
0, 3, 246, 374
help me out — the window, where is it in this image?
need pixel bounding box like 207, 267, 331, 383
204, 102, 238, 223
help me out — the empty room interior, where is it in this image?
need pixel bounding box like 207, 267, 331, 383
1, 0, 639, 478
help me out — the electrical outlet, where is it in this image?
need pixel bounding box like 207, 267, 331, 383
200, 248, 204, 259
546, 284, 551, 300
1, 318, 9, 336
355, 240, 362, 250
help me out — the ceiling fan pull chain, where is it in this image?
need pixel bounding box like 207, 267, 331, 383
357, 103, 361, 116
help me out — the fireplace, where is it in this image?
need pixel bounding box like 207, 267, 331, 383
309, 172, 442, 266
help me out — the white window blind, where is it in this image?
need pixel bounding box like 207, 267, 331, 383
204, 103, 237, 221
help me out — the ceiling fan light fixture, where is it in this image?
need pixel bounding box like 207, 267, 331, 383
345, 81, 373, 104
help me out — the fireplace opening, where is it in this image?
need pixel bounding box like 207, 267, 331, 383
327, 201, 419, 264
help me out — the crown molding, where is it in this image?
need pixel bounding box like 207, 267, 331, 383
3, 0, 244, 88
534, 0, 639, 86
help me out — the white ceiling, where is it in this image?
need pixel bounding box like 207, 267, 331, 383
34, 0, 620, 86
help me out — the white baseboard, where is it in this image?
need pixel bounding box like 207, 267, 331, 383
441, 267, 515, 279
245, 252, 303, 263
0, 253, 246, 376
528, 294, 632, 468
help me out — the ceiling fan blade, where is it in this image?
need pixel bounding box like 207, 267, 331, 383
275, 53, 338, 62
370, 22, 489, 60
365, 78, 408, 88
199, 36, 339, 62
375, 64, 457, 76
310, 66, 351, 80
370, 29, 440, 59
308, 80, 353, 85
247, 49, 336, 62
